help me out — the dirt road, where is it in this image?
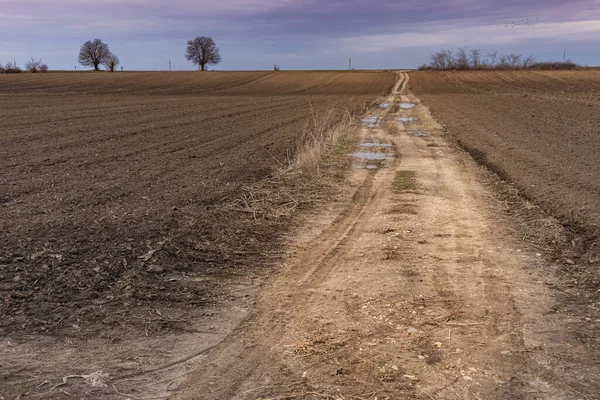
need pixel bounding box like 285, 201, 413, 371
177, 73, 599, 399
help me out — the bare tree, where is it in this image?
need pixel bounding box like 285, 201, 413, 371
508, 53, 522, 68
273, 64, 280, 71
441, 49, 454, 69
498, 55, 508, 68
104, 54, 120, 72
488, 51, 498, 67
430, 51, 445, 69
185, 36, 221, 71
25, 58, 42, 73
522, 55, 535, 69
79, 39, 111, 71
455, 47, 469, 70
469, 49, 481, 69
39, 64, 49, 73
425, 48, 577, 71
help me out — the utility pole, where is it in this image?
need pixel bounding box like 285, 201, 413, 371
349, 57, 352, 70
563, 50, 566, 63
169, 60, 172, 71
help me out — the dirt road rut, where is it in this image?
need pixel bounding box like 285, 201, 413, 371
177, 73, 598, 399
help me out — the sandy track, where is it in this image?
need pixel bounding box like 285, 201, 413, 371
177, 73, 599, 399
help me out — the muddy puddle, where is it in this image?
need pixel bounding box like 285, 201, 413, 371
362, 142, 392, 148
380, 103, 390, 108
399, 103, 416, 109
349, 152, 394, 161
410, 131, 430, 137
397, 117, 418, 122
361, 116, 379, 128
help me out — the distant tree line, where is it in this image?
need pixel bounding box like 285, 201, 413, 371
420, 47, 579, 71
0, 58, 49, 74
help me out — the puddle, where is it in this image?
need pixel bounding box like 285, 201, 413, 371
366, 165, 379, 169
349, 152, 394, 161
399, 103, 416, 109
361, 116, 379, 128
396, 117, 418, 122
362, 142, 392, 148
380, 103, 390, 108
411, 132, 430, 137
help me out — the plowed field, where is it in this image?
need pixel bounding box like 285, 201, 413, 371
409, 70, 600, 260
0, 71, 395, 336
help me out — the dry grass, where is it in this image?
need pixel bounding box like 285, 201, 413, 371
224, 101, 366, 220
289, 103, 357, 175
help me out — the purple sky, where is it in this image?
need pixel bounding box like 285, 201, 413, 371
2, 0, 600, 70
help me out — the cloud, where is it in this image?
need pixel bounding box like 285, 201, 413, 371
1, 0, 599, 69
334, 19, 600, 53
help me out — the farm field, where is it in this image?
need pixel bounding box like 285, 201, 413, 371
409, 70, 600, 265
0, 71, 395, 337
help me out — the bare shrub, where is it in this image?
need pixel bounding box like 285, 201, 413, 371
430, 49, 455, 69
274, 64, 280, 71
455, 47, 470, 70
39, 64, 49, 73
530, 61, 578, 70
470, 49, 481, 69
423, 47, 579, 71
103, 54, 120, 72
508, 54, 522, 68
488, 51, 498, 67
522, 55, 535, 69
4, 61, 21, 73
25, 58, 42, 73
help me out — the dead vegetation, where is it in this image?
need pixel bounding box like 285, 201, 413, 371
290, 103, 355, 175
421, 47, 579, 71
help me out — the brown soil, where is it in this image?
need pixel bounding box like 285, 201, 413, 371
3, 71, 599, 399
408, 70, 600, 249
174, 73, 600, 399
0, 71, 394, 397
0, 71, 394, 336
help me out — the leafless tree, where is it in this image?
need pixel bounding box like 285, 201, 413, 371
522, 55, 535, 69
39, 64, 48, 73
498, 55, 508, 68
425, 48, 577, 71
430, 51, 445, 69
25, 58, 42, 73
104, 54, 120, 72
469, 49, 481, 69
508, 54, 522, 68
488, 51, 498, 67
273, 64, 280, 71
185, 36, 221, 71
441, 50, 454, 69
455, 47, 469, 70
78, 38, 111, 71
